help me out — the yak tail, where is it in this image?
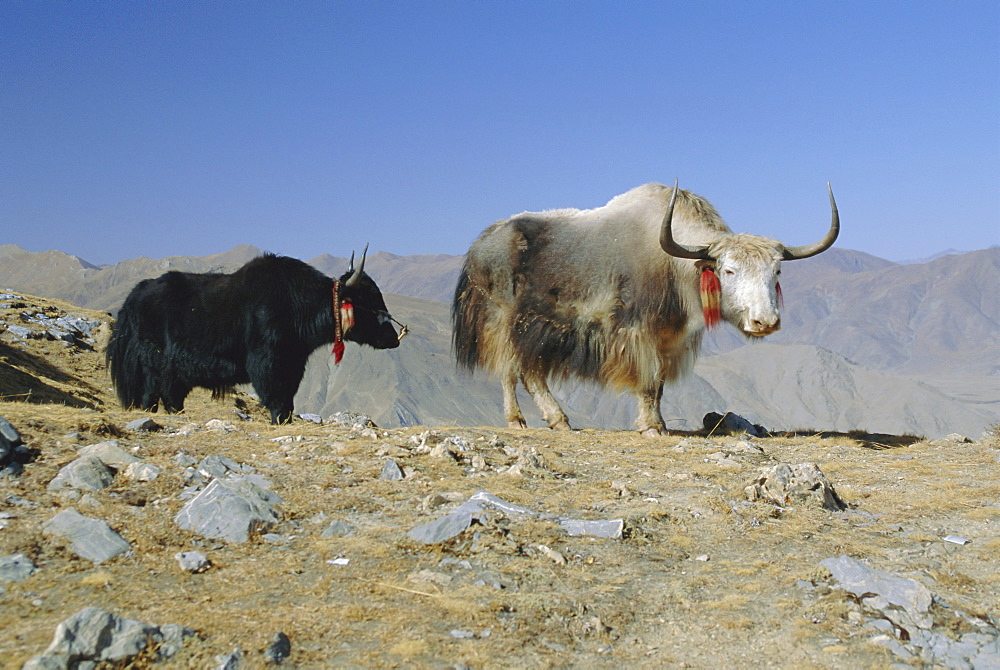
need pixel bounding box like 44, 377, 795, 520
451, 264, 482, 372
105, 301, 152, 409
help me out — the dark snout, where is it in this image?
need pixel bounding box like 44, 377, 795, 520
372, 322, 401, 349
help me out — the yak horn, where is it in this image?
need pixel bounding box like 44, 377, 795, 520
659, 179, 713, 260
782, 183, 840, 260
345, 243, 369, 287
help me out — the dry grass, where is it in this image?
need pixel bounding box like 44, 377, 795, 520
1, 292, 997, 667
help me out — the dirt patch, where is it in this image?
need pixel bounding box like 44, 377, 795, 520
1, 293, 998, 668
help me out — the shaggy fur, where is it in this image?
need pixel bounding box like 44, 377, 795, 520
107, 254, 399, 424
453, 182, 831, 434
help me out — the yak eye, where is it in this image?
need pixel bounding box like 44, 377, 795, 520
723, 269, 736, 276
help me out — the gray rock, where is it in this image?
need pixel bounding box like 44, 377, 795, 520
174, 452, 198, 467
264, 632, 291, 664
125, 418, 162, 432
175, 550, 210, 573
197, 454, 244, 479
559, 518, 625, 539
77, 440, 140, 468
704, 411, 768, 437
0, 416, 23, 448
0, 553, 36, 582
216, 648, 244, 670
379, 459, 405, 481
124, 461, 161, 482
821, 555, 933, 629
326, 411, 376, 429
320, 520, 355, 538
174, 477, 282, 543
42, 509, 131, 564
745, 462, 846, 511
297, 413, 323, 424
47, 456, 116, 492
6, 324, 35, 339
24, 607, 196, 668
407, 511, 473, 545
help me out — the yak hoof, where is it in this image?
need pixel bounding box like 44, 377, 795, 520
508, 417, 528, 429
550, 419, 572, 431
641, 427, 665, 438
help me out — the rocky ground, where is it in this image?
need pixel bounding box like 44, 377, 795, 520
1, 292, 999, 669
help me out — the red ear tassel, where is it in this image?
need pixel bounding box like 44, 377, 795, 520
340, 300, 354, 331
700, 268, 721, 329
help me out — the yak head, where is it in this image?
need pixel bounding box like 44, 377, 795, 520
338, 245, 401, 350
659, 181, 839, 338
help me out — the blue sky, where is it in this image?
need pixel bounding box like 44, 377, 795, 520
3, 2, 998, 265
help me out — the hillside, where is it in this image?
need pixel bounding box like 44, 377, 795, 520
1, 291, 998, 668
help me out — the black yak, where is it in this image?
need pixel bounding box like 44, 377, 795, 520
107, 248, 401, 424
453, 181, 839, 436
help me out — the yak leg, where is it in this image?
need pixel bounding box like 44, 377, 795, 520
249, 349, 306, 425
636, 384, 666, 437
160, 375, 190, 414
502, 370, 527, 428
522, 373, 571, 430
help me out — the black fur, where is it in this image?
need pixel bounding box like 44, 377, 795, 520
107, 254, 399, 424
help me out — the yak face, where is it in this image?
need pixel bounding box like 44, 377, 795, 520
711, 234, 784, 338
338, 270, 400, 350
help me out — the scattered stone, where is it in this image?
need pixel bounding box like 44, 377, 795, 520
326, 412, 376, 429
42, 509, 131, 564
536, 544, 567, 565
822, 555, 933, 629
77, 440, 141, 468
197, 454, 248, 479
407, 511, 473, 545
327, 557, 350, 566
124, 461, 161, 482
559, 518, 625, 539
704, 411, 768, 437
47, 456, 116, 492
174, 477, 282, 543
745, 462, 846, 511
205, 419, 237, 432
942, 534, 970, 545
22, 606, 197, 668
215, 648, 245, 670
0, 553, 36, 582
264, 632, 291, 664
297, 413, 323, 424
0, 416, 23, 448
450, 629, 476, 639
125, 418, 162, 432
175, 550, 210, 573
379, 459, 405, 481
174, 452, 198, 467
320, 520, 355, 538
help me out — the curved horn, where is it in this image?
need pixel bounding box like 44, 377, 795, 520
345, 243, 368, 287
659, 178, 713, 260
782, 183, 840, 260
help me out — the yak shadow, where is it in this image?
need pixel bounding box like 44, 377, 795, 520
0, 341, 103, 409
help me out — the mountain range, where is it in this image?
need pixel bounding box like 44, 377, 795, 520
1, 243, 996, 438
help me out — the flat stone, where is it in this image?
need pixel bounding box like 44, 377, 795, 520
47, 456, 116, 492
320, 520, 355, 538
264, 632, 291, 664
175, 550, 210, 573
125, 418, 162, 432
77, 440, 140, 468
124, 462, 161, 482
559, 518, 624, 539
407, 511, 473, 544
174, 477, 282, 543
379, 459, 404, 481
42, 509, 131, 564
0, 553, 37, 582
0, 416, 22, 447
821, 555, 933, 629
